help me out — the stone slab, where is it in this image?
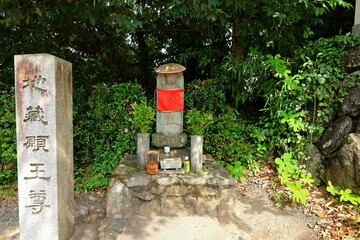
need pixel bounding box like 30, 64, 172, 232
155, 176, 180, 185
15, 54, 74, 240
123, 172, 152, 187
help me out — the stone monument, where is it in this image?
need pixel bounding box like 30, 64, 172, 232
15, 54, 74, 240
152, 63, 187, 148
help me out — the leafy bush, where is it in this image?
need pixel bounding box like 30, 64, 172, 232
73, 82, 147, 190
0, 89, 17, 185
185, 78, 228, 114
131, 101, 155, 133
204, 110, 266, 165
185, 109, 213, 136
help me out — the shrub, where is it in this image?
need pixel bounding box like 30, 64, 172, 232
0, 89, 16, 185
73, 82, 147, 190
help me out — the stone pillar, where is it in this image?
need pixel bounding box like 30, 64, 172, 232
191, 135, 203, 172
15, 54, 74, 240
353, 0, 360, 34
137, 133, 150, 169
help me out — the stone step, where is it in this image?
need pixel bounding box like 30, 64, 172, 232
100, 216, 230, 240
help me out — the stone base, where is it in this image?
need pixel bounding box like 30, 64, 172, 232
152, 133, 187, 148
106, 154, 237, 218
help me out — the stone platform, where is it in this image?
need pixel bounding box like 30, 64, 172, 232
106, 153, 237, 218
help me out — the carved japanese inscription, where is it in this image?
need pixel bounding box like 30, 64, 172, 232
15, 54, 74, 240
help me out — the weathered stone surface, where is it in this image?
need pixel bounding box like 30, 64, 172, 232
179, 174, 206, 185
200, 187, 217, 197
123, 172, 152, 187
150, 186, 165, 195
166, 185, 195, 197
106, 179, 132, 217
15, 54, 74, 240
137, 133, 150, 169
184, 196, 197, 208
191, 135, 203, 172
325, 133, 360, 195
356, 118, 360, 134
195, 198, 218, 216
304, 144, 325, 186
161, 197, 193, 216
318, 116, 353, 157
341, 86, 360, 117
70, 224, 99, 240
156, 111, 184, 136
132, 199, 161, 216
152, 133, 187, 148
207, 177, 236, 186
156, 176, 180, 185
111, 164, 137, 177
132, 191, 155, 201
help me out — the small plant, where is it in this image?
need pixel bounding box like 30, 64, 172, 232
185, 109, 213, 135
275, 153, 299, 178
275, 152, 312, 204
131, 101, 155, 133
326, 181, 360, 206
226, 161, 246, 181
286, 181, 309, 204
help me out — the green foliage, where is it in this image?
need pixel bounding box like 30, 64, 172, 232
131, 101, 155, 133
226, 161, 246, 181
0, 0, 353, 92
0, 89, 17, 185
275, 153, 299, 178
185, 79, 227, 114
326, 181, 360, 206
275, 153, 312, 204
254, 34, 360, 160
74, 82, 147, 190
221, 49, 273, 108
0, 185, 15, 198
185, 109, 213, 136
286, 181, 309, 204
204, 110, 266, 168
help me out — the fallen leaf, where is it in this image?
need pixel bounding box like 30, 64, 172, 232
315, 211, 327, 218
317, 219, 330, 225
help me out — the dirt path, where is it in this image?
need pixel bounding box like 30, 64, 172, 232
1, 165, 358, 240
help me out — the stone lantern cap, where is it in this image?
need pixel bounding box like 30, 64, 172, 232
155, 63, 186, 74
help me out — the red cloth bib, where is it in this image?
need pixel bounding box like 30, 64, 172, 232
156, 89, 184, 111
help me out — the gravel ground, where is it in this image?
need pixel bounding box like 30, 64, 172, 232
0, 189, 106, 240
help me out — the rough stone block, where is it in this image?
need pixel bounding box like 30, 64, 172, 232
179, 174, 206, 185
132, 191, 155, 201
161, 197, 193, 216
166, 185, 195, 197
123, 172, 152, 187
156, 176, 180, 185
195, 198, 218, 216
106, 179, 133, 217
